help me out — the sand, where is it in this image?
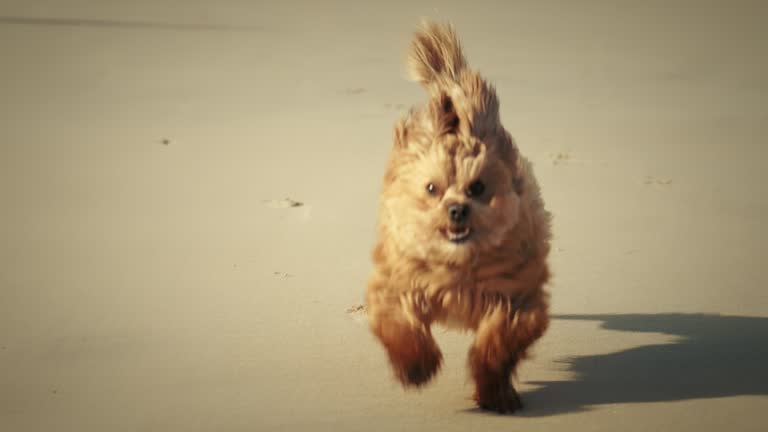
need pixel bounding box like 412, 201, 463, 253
1, 1, 767, 431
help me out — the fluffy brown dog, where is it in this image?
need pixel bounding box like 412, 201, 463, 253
366, 21, 552, 413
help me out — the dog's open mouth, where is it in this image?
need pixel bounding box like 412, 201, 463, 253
443, 225, 472, 243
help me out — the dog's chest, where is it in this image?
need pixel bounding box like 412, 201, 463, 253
423, 271, 484, 329
423, 263, 523, 330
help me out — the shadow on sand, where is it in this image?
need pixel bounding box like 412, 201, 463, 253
518, 313, 768, 416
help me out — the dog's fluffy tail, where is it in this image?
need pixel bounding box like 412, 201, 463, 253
407, 21, 467, 86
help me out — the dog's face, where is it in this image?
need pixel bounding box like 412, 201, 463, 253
381, 92, 521, 266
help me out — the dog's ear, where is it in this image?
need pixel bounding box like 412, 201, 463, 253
393, 116, 409, 149
456, 72, 500, 138
393, 110, 425, 151
432, 92, 460, 135
393, 105, 454, 151
407, 21, 466, 88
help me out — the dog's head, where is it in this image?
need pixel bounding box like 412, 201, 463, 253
379, 22, 523, 266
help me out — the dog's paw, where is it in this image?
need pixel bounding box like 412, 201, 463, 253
396, 348, 442, 387
474, 385, 523, 414
387, 334, 443, 388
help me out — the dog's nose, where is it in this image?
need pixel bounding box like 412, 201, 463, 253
448, 203, 470, 223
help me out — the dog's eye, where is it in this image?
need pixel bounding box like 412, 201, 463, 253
466, 180, 485, 197
426, 183, 438, 195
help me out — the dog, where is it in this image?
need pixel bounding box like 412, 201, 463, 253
366, 21, 552, 413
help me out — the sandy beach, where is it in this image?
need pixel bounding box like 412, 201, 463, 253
1, 1, 767, 430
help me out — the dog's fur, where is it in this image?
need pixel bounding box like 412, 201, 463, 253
366, 22, 552, 413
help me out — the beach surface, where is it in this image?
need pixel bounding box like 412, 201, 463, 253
1, 1, 767, 430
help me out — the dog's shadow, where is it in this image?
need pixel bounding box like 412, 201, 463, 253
515, 313, 768, 416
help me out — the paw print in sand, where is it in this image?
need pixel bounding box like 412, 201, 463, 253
263, 198, 304, 209
346, 304, 367, 324
643, 176, 672, 186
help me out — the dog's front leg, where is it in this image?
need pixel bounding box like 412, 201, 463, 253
367, 281, 442, 387
468, 297, 548, 413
